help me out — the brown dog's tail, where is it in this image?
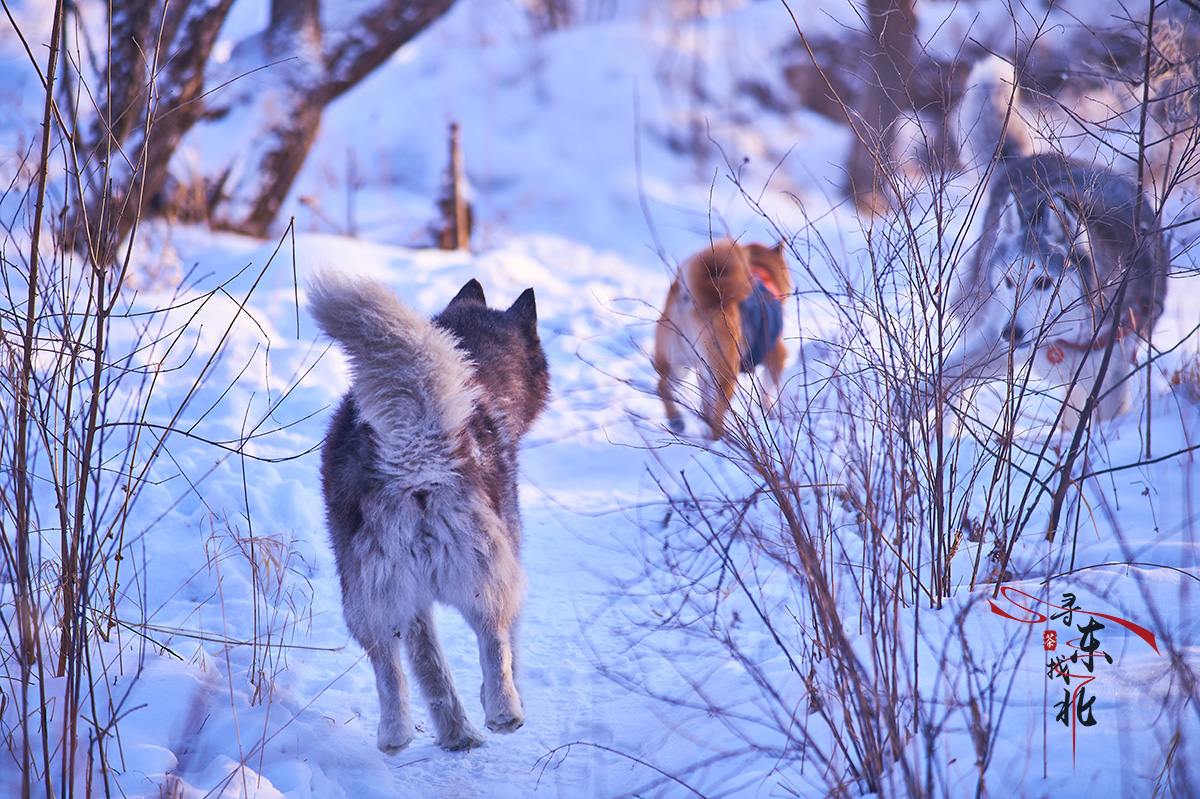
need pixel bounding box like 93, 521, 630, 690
685, 239, 754, 311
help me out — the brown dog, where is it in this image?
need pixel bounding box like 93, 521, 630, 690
653, 239, 791, 439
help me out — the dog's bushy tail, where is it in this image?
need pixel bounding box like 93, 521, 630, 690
686, 239, 754, 311
955, 54, 1034, 172
308, 270, 478, 461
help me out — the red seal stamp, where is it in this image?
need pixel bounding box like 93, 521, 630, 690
1043, 630, 1057, 651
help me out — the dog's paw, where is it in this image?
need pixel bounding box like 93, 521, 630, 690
485, 712, 524, 734
438, 725, 487, 752
376, 724, 414, 756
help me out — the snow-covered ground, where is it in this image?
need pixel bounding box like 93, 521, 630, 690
2, 0, 1199, 797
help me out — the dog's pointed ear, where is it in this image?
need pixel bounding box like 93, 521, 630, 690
998, 199, 1023, 239
1047, 202, 1089, 251
448, 279, 487, 307
506, 288, 537, 329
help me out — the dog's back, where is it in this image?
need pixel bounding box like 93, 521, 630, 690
738, 243, 789, 372
311, 275, 548, 536
655, 239, 790, 438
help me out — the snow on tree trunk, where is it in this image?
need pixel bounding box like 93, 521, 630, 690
199, 0, 457, 237
844, 0, 916, 215
201, 1, 326, 235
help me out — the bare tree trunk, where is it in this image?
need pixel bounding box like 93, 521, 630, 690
205, 0, 457, 236
201, 0, 324, 234
68, 0, 151, 261
95, 0, 154, 151
526, 0, 573, 34
134, 0, 239, 221
845, 0, 917, 215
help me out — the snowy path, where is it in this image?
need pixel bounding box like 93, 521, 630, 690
93, 230, 752, 799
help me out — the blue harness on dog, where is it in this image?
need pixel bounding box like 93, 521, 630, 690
738, 278, 783, 372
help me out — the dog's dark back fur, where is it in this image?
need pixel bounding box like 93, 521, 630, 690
737, 280, 783, 372
428, 280, 549, 534
321, 279, 548, 558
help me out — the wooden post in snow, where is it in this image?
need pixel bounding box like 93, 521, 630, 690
450, 122, 469, 250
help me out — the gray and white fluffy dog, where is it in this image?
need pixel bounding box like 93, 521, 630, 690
308, 272, 548, 753
950, 56, 1170, 429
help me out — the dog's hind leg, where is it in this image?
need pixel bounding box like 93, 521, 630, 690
696, 368, 738, 440
471, 619, 524, 734
366, 636, 415, 754
405, 607, 486, 751
762, 338, 787, 418
656, 362, 687, 434
459, 579, 525, 734
698, 336, 739, 439
654, 330, 686, 433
